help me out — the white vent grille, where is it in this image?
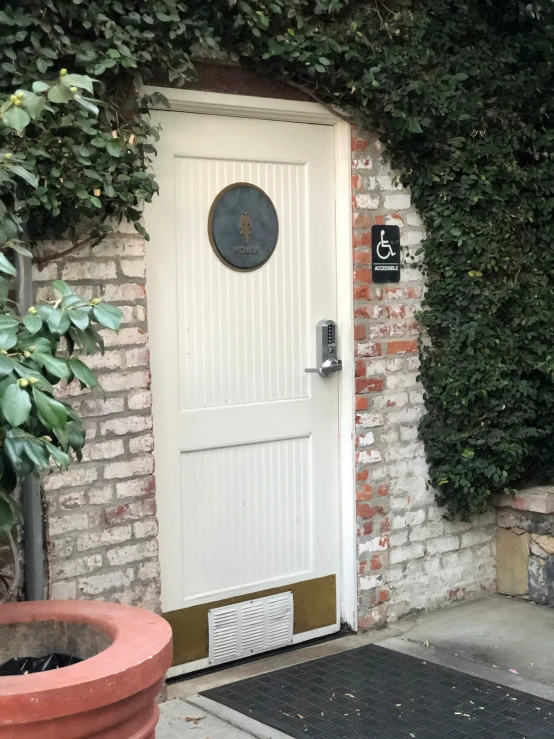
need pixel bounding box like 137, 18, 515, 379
208, 592, 293, 665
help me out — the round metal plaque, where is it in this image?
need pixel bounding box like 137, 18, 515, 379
208, 183, 279, 271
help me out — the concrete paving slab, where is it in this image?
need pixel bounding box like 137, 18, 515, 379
158, 698, 259, 739
394, 594, 554, 686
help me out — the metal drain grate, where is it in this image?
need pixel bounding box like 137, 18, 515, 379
203, 644, 554, 738
208, 592, 293, 666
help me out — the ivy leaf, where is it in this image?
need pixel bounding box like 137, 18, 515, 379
32, 387, 67, 430
2, 383, 31, 427
8, 165, 38, 188
44, 441, 70, 468
61, 74, 95, 94
2, 106, 31, 132
47, 84, 72, 104
69, 358, 98, 388
0, 254, 16, 276
33, 352, 69, 380
93, 302, 123, 331
23, 314, 42, 334
69, 308, 90, 330
51, 280, 73, 297
0, 355, 15, 377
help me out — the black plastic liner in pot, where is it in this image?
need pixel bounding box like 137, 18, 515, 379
0, 652, 82, 676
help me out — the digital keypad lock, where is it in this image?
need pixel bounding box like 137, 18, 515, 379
305, 319, 343, 378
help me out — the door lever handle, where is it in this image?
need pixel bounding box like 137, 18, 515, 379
305, 358, 343, 378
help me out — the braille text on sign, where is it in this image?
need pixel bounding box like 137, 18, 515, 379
372, 225, 401, 283
208, 183, 279, 271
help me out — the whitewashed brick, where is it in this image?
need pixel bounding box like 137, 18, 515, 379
62, 261, 117, 281
77, 526, 132, 552
357, 412, 384, 428
49, 513, 89, 536
101, 327, 147, 348
384, 194, 411, 210
104, 456, 154, 480
138, 561, 161, 582
134, 518, 158, 539
107, 540, 158, 566
87, 486, 115, 505
59, 491, 86, 510
51, 580, 77, 599
390, 544, 425, 564
352, 157, 373, 170
409, 522, 444, 542
358, 449, 382, 465
52, 554, 102, 579
356, 193, 380, 210
426, 535, 460, 555
43, 466, 97, 491
121, 259, 146, 278
100, 414, 152, 436
128, 390, 152, 410
79, 568, 135, 596
79, 397, 125, 417
357, 432, 375, 447
82, 439, 124, 462
460, 529, 494, 549
129, 434, 154, 454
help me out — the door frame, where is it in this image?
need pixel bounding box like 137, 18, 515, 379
144, 87, 357, 652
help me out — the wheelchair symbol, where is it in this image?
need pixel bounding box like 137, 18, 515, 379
376, 229, 397, 260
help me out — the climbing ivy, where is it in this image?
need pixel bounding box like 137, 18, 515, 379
3, 1, 554, 518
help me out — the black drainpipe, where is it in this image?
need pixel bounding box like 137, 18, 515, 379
15, 251, 45, 601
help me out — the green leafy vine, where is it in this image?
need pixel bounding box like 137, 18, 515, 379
2, 0, 554, 521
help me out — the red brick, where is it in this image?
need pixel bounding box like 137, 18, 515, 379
377, 484, 389, 497
353, 249, 371, 265
354, 268, 372, 284
380, 518, 391, 533
404, 286, 422, 299
378, 589, 389, 603
355, 359, 366, 377
353, 212, 372, 229
386, 339, 418, 355
356, 396, 369, 411
356, 377, 385, 393
360, 521, 374, 536
356, 503, 386, 519
356, 484, 373, 501
354, 324, 366, 341
353, 285, 370, 300
354, 305, 370, 319
384, 287, 403, 300
374, 215, 385, 225
357, 468, 369, 482
351, 134, 371, 152
352, 174, 363, 190
386, 304, 406, 318
370, 554, 383, 570
353, 231, 372, 248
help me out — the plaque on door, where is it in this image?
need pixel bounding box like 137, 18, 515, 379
208, 183, 279, 271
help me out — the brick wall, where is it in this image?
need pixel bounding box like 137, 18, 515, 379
33, 224, 161, 611
352, 126, 496, 629
23, 122, 496, 631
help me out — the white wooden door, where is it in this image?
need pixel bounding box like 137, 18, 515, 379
146, 108, 341, 670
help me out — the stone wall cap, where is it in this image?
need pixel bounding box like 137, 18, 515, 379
494, 486, 554, 514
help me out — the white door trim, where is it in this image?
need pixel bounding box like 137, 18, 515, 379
145, 87, 357, 634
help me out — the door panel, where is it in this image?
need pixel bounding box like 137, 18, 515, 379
146, 110, 340, 668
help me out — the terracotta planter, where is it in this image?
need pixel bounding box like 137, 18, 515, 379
0, 600, 173, 738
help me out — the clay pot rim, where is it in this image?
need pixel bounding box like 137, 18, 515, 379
0, 600, 172, 721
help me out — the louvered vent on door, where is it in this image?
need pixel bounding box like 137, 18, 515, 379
208, 592, 293, 666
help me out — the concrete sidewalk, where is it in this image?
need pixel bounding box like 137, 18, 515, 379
159, 595, 554, 737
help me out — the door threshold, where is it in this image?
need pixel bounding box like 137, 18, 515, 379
167, 624, 351, 685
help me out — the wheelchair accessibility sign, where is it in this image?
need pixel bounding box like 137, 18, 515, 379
371, 225, 401, 283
